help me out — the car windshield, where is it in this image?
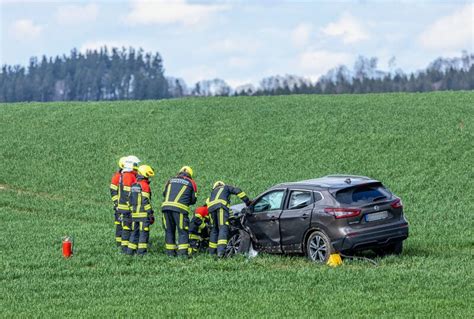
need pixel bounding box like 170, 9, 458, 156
335, 184, 391, 205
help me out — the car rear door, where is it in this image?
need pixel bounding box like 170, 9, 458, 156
245, 189, 286, 253
280, 190, 317, 253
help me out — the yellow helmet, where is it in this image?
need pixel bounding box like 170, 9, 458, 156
179, 166, 193, 178
118, 156, 128, 169
138, 165, 155, 178
213, 181, 225, 189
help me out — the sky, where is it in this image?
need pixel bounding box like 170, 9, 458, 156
1, 0, 473, 87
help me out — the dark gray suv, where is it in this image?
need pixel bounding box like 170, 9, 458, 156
227, 175, 409, 263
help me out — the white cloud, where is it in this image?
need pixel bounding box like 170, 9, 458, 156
321, 12, 369, 44
292, 23, 312, 47
208, 38, 261, 54
9, 19, 43, 40
298, 50, 352, 80
175, 65, 218, 85
419, 3, 474, 51
125, 0, 229, 26
228, 56, 253, 68
56, 3, 99, 26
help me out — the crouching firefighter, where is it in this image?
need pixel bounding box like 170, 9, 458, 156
188, 204, 210, 254
118, 156, 140, 253
161, 166, 197, 257
208, 181, 251, 257
110, 156, 127, 246
127, 165, 155, 255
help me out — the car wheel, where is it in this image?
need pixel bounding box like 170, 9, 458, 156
224, 230, 251, 257
306, 231, 334, 263
375, 241, 403, 256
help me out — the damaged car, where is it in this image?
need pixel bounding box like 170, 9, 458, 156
225, 175, 409, 263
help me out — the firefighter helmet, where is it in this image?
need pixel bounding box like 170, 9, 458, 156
118, 156, 128, 169
179, 166, 193, 178
213, 181, 225, 189
138, 165, 155, 178
125, 155, 140, 170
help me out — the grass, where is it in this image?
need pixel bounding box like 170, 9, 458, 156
0, 92, 473, 318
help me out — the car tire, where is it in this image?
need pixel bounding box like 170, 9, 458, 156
224, 230, 251, 257
374, 241, 403, 256
306, 230, 334, 263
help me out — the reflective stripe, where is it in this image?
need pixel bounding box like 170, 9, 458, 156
208, 199, 229, 208
165, 184, 171, 202
144, 204, 152, 211
115, 237, 122, 242
179, 214, 183, 229
139, 222, 143, 231
209, 242, 217, 248
162, 215, 167, 228
178, 244, 189, 250
165, 244, 177, 250
114, 221, 120, 225
111, 195, 119, 201
175, 185, 187, 203
110, 184, 118, 190
138, 243, 147, 249
161, 201, 190, 212
121, 241, 129, 246
237, 192, 246, 199
123, 226, 131, 231
132, 212, 148, 218
198, 222, 207, 231
144, 227, 149, 231
128, 243, 138, 250
123, 186, 131, 192
219, 208, 224, 226
117, 204, 130, 210
142, 192, 150, 199
217, 239, 228, 245
189, 234, 201, 240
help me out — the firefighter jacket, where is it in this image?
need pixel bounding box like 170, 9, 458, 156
161, 173, 197, 214
117, 171, 137, 213
110, 170, 122, 207
207, 185, 250, 212
191, 213, 210, 233
129, 177, 153, 219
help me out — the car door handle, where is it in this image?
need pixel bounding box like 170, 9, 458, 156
270, 216, 278, 222
302, 213, 309, 219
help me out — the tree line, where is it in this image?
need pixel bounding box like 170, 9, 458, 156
0, 48, 472, 103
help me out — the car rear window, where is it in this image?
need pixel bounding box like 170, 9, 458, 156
335, 184, 392, 205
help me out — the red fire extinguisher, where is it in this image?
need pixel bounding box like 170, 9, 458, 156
62, 236, 73, 258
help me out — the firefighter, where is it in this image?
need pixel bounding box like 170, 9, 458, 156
188, 204, 210, 255
127, 165, 155, 255
208, 181, 251, 257
110, 156, 127, 246
118, 155, 140, 253
161, 166, 197, 257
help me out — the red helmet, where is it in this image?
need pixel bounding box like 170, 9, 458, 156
195, 206, 208, 217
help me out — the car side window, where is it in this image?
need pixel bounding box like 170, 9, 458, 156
288, 191, 313, 209
254, 190, 285, 213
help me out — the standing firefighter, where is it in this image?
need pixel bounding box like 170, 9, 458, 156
161, 166, 197, 257
127, 165, 155, 255
118, 156, 140, 253
188, 204, 210, 254
110, 156, 127, 246
208, 181, 251, 257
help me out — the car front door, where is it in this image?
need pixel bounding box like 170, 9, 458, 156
280, 190, 318, 253
245, 189, 286, 253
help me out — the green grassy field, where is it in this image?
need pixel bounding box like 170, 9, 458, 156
1, 92, 473, 317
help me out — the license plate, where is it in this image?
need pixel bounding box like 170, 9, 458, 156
365, 211, 388, 222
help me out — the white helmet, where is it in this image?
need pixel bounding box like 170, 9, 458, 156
123, 155, 140, 171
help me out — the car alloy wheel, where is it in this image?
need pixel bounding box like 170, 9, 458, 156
307, 231, 332, 263
224, 234, 241, 257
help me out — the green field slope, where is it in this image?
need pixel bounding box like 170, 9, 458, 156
1, 92, 473, 317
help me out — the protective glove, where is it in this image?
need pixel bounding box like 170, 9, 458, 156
149, 215, 155, 225
245, 199, 253, 207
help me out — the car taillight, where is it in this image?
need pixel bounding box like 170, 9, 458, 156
324, 208, 361, 219
391, 198, 403, 209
